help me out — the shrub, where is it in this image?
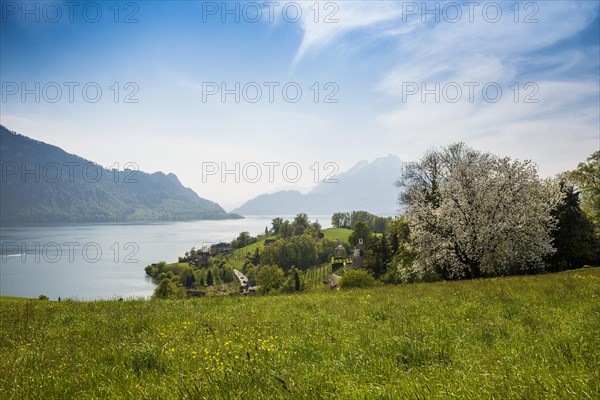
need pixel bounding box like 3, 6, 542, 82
339, 269, 376, 288
152, 279, 186, 299
256, 265, 284, 294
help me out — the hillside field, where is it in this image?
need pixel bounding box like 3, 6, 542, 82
220, 227, 353, 270
1, 268, 599, 399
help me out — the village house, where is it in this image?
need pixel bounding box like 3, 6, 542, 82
210, 242, 232, 256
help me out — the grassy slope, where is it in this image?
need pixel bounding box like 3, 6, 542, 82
322, 227, 352, 242
224, 235, 275, 269
1, 268, 599, 399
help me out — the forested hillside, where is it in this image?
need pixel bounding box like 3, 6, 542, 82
0, 126, 238, 223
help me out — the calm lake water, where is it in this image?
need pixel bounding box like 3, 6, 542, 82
0, 216, 331, 300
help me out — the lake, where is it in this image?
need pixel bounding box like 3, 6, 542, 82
0, 215, 331, 300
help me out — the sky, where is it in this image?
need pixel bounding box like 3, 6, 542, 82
1, 0, 599, 210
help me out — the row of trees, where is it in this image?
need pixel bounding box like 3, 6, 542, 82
259, 234, 348, 272
331, 211, 390, 233
270, 214, 322, 238
243, 265, 305, 294
231, 231, 258, 249
146, 258, 237, 299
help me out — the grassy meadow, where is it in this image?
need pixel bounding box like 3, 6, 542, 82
1, 268, 599, 399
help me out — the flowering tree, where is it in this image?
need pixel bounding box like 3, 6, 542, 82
397, 143, 563, 280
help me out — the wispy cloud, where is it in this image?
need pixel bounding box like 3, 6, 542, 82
291, 1, 599, 174
290, 1, 403, 67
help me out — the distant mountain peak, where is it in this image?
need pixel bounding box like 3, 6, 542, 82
232, 155, 403, 216
344, 159, 369, 176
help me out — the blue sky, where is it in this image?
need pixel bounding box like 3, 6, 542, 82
1, 0, 599, 210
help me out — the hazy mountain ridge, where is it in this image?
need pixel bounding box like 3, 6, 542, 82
232, 154, 403, 216
0, 125, 238, 223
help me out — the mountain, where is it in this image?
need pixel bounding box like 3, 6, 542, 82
0, 125, 239, 223
231, 154, 403, 216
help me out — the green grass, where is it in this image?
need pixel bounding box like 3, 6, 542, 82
1, 268, 599, 399
0, 296, 35, 302
225, 236, 275, 269
322, 227, 352, 242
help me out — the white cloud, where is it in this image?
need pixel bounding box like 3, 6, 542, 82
290, 1, 403, 67
378, 1, 599, 88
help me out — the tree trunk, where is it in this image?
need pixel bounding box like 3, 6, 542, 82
469, 263, 481, 279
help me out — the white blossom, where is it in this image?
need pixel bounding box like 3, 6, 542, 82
399, 143, 563, 280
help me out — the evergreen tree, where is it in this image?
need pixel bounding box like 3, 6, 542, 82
294, 268, 301, 291
550, 181, 599, 270
348, 221, 372, 248
364, 234, 392, 278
